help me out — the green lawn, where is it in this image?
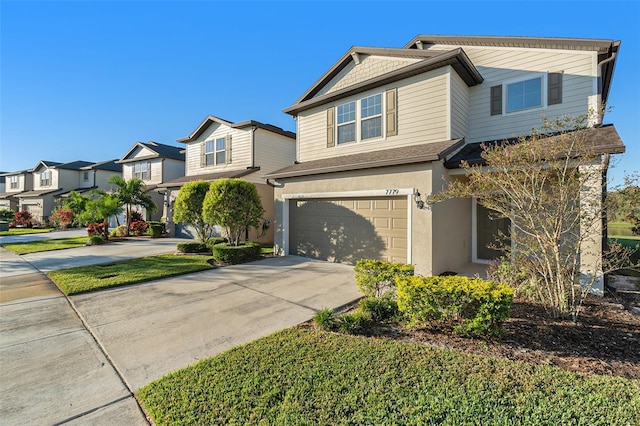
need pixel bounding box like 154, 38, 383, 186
48, 254, 214, 295
608, 221, 637, 237
138, 328, 640, 426
610, 236, 640, 279
0, 228, 52, 236
1, 236, 89, 255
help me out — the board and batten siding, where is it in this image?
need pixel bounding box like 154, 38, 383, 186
298, 67, 450, 162
316, 55, 422, 97
184, 123, 252, 176
449, 71, 469, 139
427, 45, 597, 142
249, 129, 296, 185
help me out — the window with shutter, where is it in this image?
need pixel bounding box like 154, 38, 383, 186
490, 85, 502, 116
326, 107, 335, 147
385, 89, 397, 137
548, 72, 563, 105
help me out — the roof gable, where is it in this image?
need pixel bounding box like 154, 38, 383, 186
118, 141, 185, 163
178, 115, 295, 143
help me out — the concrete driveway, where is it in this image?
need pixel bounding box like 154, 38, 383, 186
0, 237, 360, 425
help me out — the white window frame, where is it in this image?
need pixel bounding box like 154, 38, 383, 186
83, 171, 90, 182
502, 73, 547, 116
336, 101, 356, 144
204, 137, 226, 166
40, 170, 52, 187
10, 176, 19, 189
335, 92, 385, 145
134, 162, 150, 181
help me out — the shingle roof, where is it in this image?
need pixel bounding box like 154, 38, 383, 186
177, 116, 295, 143
142, 141, 185, 160
82, 159, 123, 172
157, 168, 259, 188
55, 161, 95, 170
444, 124, 625, 169
265, 139, 464, 179
17, 188, 64, 197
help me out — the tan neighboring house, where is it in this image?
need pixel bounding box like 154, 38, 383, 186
117, 141, 185, 221
16, 159, 122, 223
0, 169, 33, 211
158, 116, 296, 242
265, 35, 624, 293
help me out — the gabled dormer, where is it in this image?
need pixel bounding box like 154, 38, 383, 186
117, 141, 185, 185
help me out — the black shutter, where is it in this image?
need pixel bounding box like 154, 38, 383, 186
548, 72, 563, 105
490, 85, 502, 116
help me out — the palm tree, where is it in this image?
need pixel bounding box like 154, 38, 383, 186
79, 190, 122, 240
107, 176, 157, 234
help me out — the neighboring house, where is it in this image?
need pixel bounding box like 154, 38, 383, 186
265, 35, 624, 293
117, 141, 185, 221
158, 115, 296, 242
17, 159, 122, 223
0, 169, 33, 211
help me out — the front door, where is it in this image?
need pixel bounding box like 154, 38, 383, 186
476, 203, 510, 261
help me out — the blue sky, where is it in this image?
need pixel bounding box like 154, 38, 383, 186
1, 1, 638, 185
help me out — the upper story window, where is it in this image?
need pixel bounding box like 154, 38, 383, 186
337, 102, 356, 144
506, 77, 542, 113
134, 162, 150, 180
82, 171, 90, 182
360, 94, 382, 140
10, 176, 19, 189
204, 137, 227, 166
40, 170, 52, 187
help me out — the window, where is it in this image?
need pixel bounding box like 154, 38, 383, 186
10, 176, 18, 189
134, 162, 150, 180
337, 101, 356, 144
83, 171, 89, 182
204, 137, 227, 166
506, 77, 542, 113
360, 94, 382, 140
40, 170, 51, 187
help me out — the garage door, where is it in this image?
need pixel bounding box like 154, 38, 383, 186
289, 196, 407, 264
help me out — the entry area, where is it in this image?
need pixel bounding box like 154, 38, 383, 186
289, 196, 408, 264
474, 201, 511, 262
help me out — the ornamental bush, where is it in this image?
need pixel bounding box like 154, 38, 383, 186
147, 221, 165, 237
130, 220, 149, 236
211, 241, 261, 264
176, 242, 210, 253
396, 275, 513, 337
358, 294, 399, 322
14, 210, 33, 227
354, 259, 414, 298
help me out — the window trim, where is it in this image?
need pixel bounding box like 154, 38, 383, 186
204, 136, 227, 167
336, 101, 356, 145
82, 171, 90, 182
502, 73, 547, 116
133, 162, 151, 181
40, 170, 52, 187
10, 175, 19, 189
334, 92, 385, 146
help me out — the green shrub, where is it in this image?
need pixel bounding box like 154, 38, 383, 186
338, 310, 370, 334
87, 235, 105, 246
205, 237, 227, 248
312, 308, 337, 331
359, 294, 399, 321
176, 242, 210, 253
147, 221, 165, 237
0, 208, 15, 222
130, 220, 149, 236
354, 259, 414, 298
114, 225, 128, 237
211, 241, 261, 264
397, 275, 514, 337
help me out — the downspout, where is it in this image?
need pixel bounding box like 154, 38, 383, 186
602, 153, 612, 291
596, 46, 618, 125
251, 126, 257, 169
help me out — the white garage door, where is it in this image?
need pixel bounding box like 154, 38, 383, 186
289, 196, 408, 264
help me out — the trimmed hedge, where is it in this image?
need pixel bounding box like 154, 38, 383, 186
148, 221, 165, 237
212, 241, 261, 264
176, 242, 210, 253
397, 275, 514, 337
354, 259, 414, 297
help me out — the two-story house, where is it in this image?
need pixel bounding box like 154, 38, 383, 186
117, 141, 185, 221
265, 35, 624, 293
158, 116, 296, 242
18, 160, 122, 223
0, 169, 33, 211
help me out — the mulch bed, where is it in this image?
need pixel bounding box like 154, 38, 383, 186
358, 290, 640, 379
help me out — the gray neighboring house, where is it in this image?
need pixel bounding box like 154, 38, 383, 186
265, 35, 624, 294
116, 141, 185, 221
0, 169, 33, 212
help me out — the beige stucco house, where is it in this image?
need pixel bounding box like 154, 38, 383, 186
117, 141, 185, 221
265, 35, 624, 293
158, 116, 296, 242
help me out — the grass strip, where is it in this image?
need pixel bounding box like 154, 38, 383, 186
0, 228, 52, 236
48, 254, 214, 295
138, 328, 640, 426
2, 236, 89, 255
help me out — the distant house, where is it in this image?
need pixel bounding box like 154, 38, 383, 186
116, 141, 185, 221
158, 115, 296, 242
16, 159, 122, 223
0, 169, 32, 212
265, 35, 624, 293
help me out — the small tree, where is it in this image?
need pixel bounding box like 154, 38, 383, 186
203, 179, 265, 246
107, 176, 157, 234
62, 191, 90, 227
14, 210, 33, 227
173, 180, 216, 244
79, 191, 121, 240
429, 114, 636, 321
49, 208, 74, 230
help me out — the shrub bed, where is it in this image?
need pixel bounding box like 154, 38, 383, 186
147, 221, 165, 237
176, 242, 210, 253
211, 241, 261, 264
354, 259, 414, 297
397, 276, 513, 337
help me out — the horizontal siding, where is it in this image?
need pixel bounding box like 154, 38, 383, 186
427, 45, 596, 142
317, 55, 421, 97
185, 122, 252, 176
130, 146, 156, 160
299, 67, 450, 162
149, 159, 163, 183
449, 71, 469, 139
122, 164, 134, 180
162, 158, 185, 182
250, 129, 296, 184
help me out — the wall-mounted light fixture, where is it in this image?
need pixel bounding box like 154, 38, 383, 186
413, 190, 424, 209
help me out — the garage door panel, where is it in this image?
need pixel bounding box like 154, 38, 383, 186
290, 196, 408, 264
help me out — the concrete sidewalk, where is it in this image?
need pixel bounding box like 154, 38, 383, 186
0, 229, 88, 244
